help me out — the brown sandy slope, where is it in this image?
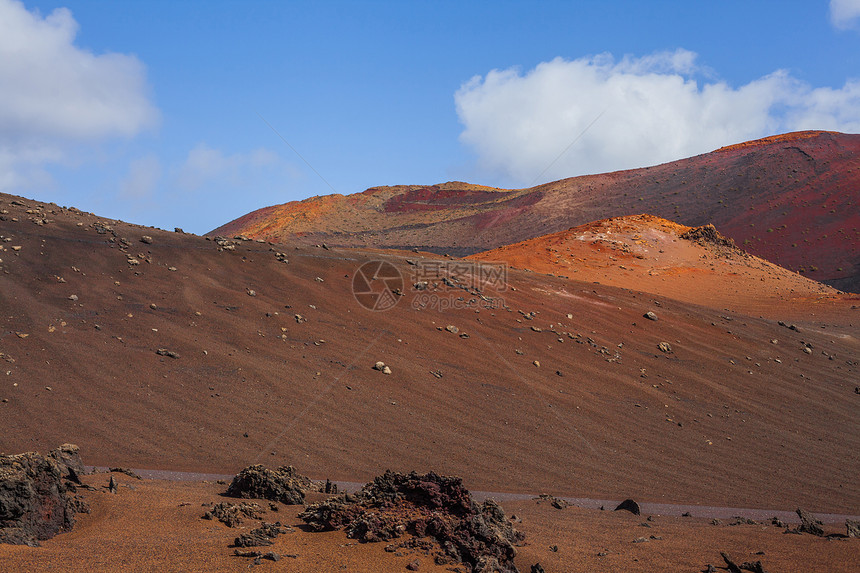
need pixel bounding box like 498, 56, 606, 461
1, 192, 859, 521
470, 214, 845, 320
212, 130, 860, 292
0, 472, 857, 572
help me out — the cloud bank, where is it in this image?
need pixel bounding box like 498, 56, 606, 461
0, 0, 158, 190
831, 0, 860, 28
455, 50, 860, 185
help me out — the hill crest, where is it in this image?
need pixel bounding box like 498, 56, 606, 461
211, 131, 860, 293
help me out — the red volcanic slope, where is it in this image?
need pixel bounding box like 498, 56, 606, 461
1, 191, 858, 518
470, 214, 841, 318
212, 131, 860, 292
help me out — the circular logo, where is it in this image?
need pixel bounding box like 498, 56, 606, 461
352, 260, 403, 311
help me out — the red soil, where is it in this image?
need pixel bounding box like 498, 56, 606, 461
0, 473, 856, 572
470, 214, 849, 320
1, 193, 858, 570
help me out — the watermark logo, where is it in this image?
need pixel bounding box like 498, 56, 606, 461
352, 259, 507, 312
352, 260, 404, 311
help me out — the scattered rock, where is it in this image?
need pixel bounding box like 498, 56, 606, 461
445, 325, 459, 334
202, 502, 263, 527
846, 519, 859, 538
720, 552, 743, 573
0, 447, 89, 546
658, 341, 672, 353
140, 235, 153, 244
372, 361, 392, 374
234, 522, 289, 547
225, 464, 322, 505
108, 475, 118, 494
299, 470, 523, 573
534, 494, 568, 509
796, 508, 824, 536
644, 311, 658, 321
156, 348, 180, 359
614, 499, 641, 515
719, 551, 769, 573
531, 564, 545, 573
295, 314, 306, 324
406, 558, 421, 570
68, 294, 78, 301
109, 467, 142, 480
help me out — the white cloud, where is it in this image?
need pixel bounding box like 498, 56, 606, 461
831, 0, 860, 28
176, 143, 280, 191
0, 0, 158, 191
455, 51, 860, 185
120, 155, 161, 199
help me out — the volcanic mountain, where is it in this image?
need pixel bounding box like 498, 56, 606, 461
212, 130, 860, 292
1, 192, 858, 570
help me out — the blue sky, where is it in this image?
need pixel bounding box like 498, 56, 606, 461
2, 0, 859, 234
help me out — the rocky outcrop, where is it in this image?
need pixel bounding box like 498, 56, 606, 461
299, 470, 524, 573
224, 464, 322, 505
0, 446, 88, 546
680, 224, 737, 249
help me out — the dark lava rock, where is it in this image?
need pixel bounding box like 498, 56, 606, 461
534, 494, 568, 510
155, 348, 180, 359
796, 508, 824, 536
680, 224, 736, 249
720, 551, 770, 573
0, 447, 88, 546
225, 464, 320, 505
47, 444, 86, 480
531, 564, 546, 573
614, 499, 641, 515
720, 552, 743, 573
202, 501, 263, 527
234, 522, 289, 548
299, 470, 524, 573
